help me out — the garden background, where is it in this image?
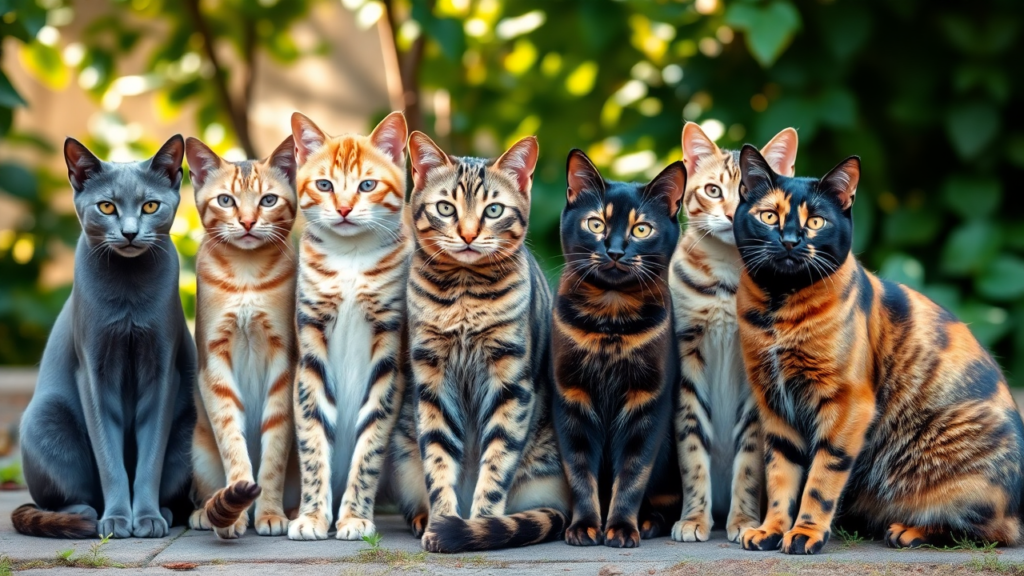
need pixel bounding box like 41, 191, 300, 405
1, 0, 1023, 383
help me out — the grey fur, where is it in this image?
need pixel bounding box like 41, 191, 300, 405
17, 136, 196, 539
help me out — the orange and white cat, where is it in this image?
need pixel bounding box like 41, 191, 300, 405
186, 136, 301, 539
287, 112, 412, 541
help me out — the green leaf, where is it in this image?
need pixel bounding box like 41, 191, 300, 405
882, 208, 941, 247
921, 283, 962, 312
878, 253, 925, 290
942, 175, 1001, 219
0, 162, 39, 200
19, 41, 69, 90
816, 87, 857, 128
977, 256, 1024, 302
941, 221, 1003, 277
946, 101, 999, 159
726, 1, 802, 67
0, 70, 27, 108
956, 301, 1011, 348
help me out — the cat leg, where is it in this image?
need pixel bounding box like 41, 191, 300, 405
726, 396, 763, 543
159, 374, 197, 528
741, 412, 808, 552
673, 370, 713, 542
254, 358, 294, 536
554, 383, 605, 546
189, 402, 224, 531
389, 397, 429, 537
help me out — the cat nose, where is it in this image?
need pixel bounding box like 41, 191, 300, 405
782, 241, 796, 251
608, 249, 625, 261
338, 206, 353, 218
725, 213, 734, 222
240, 219, 255, 231
460, 231, 478, 245
122, 231, 137, 242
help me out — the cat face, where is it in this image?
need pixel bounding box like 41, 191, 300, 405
408, 132, 537, 265
734, 145, 860, 289
186, 136, 297, 250
560, 150, 684, 290
65, 135, 185, 258
681, 122, 798, 245
290, 112, 408, 239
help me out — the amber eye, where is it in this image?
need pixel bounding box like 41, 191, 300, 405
705, 184, 722, 198
759, 211, 779, 225
437, 201, 455, 216
807, 216, 825, 230
587, 218, 605, 234
142, 201, 159, 214
98, 202, 116, 215
632, 223, 653, 238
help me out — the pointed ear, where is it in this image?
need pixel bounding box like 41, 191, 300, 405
760, 127, 799, 177
408, 130, 451, 191
645, 161, 686, 218
681, 121, 721, 178
739, 144, 776, 201
64, 137, 103, 193
819, 156, 860, 211
149, 134, 185, 188
291, 112, 327, 165
264, 135, 297, 188
185, 137, 224, 190
565, 149, 604, 204
495, 136, 539, 195
369, 111, 408, 167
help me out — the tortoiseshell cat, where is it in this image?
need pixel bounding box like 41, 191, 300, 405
185, 136, 300, 539
287, 112, 412, 541
553, 150, 684, 548
670, 123, 798, 543
734, 146, 1024, 554
395, 131, 569, 553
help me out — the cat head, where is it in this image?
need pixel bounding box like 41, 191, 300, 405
186, 135, 297, 251
290, 111, 408, 239
735, 145, 860, 290
407, 131, 537, 265
65, 135, 185, 258
560, 149, 685, 290
681, 122, 798, 245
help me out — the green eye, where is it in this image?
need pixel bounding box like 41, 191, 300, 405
485, 203, 504, 218
437, 201, 455, 216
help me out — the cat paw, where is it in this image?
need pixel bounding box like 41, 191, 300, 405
604, 522, 640, 548
782, 525, 830, 555
421, 527, 445, 553
189, 508, 212, 530
254, 512, 289, 536
564, 520, 603, 546
639, 512, 667, 539
287, 514, 329, 541
726, 515, 760, 543
742, 526, 784, 551
214, 516, 248, 540
885, 523, 928, 548
132, 515, 169, 538
409, 513, 428, 538
336, 517, 376, 541
98, 515, 132, 539
671, 517, 711, 542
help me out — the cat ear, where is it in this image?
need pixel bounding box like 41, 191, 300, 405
644, 161, 687, 218
408, 130, 451, 191
185, 137, 225, 190
64, 137, 103, 193
819, 156, 860, 211
739, 144, 776, 201
565, 149, 604, 204
369, 111, 408, 167
291, 112, 327, 165
681, 121, 721, 178
149, 134, 185, 189
760, 127, 799, 177
265, 135, 297, 188
495, 136, 539, 195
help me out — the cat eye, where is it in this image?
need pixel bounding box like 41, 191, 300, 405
587, 218, 605, 234
217, 194, 235, 208
705, 184, 722, 198
484, 203, 504, 218
632, 223, 653, 238
316, 179, 333, 192
98, 202, 116, 215
759, 211, 779, 225
807, 216, 826, 230
358, 180, 377, 193
437, 201, 456, 216
142, 201, 160, 214
260, 195, 278, 207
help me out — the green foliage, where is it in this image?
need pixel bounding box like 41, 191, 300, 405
832, 526, 866, 549
362, 531, 384, 549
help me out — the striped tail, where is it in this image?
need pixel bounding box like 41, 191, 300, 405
205, 481, 262, 529
11, 504, 97, 539
424, 508, 567, 553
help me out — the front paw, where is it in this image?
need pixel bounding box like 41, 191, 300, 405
782, 525, 830, 555
189, 508, 212, 531
214, 516, 247, 540
287, 513, 329, 541
422, 527, 445, 553
604, 522, 640, 548
671, 517, 711, 542
336, 517, 376, 541
132, 514, 169, 538
742, 526, 784, 551
98, 515, 132, 539
726, 514, 760, 543
565, 520, 603, 546
409, 513, 428, 538
255, 512, 289, 536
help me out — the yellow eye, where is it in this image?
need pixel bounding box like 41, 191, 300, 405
587, 218, 605, 234
759, 211, 779, 225
807, 216, 825, 230
98, 202, 116, 215
142, 201, 159, 214
632, 223, 653, 238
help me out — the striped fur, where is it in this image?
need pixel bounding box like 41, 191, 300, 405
287, 112, 412, 541
397, 131, 569, 553
186, 136, 300, 539
670, 123, 798, 543
11, 504, 97, 539
734, 147, 1024, 554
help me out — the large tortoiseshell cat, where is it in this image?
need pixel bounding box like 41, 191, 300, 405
185, 136, 300, 539
553, 150, 684, 548
670, 123, 798, 543
287, 112, 412, 541
395, 131, 569, 553
734, 146, 1024, 554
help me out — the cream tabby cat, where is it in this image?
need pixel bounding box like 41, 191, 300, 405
186, 136, 300, 539
287, 112, 412, 541
671, 122, 798, 543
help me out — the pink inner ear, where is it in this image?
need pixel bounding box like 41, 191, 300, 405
498, 139, 538, 192
370, 114, 408, 166
410, 133, 450, 190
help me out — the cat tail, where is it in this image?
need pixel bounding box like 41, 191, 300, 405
425, 508, 567, 553
11, 504, 97, 538
205, 480, 262, 528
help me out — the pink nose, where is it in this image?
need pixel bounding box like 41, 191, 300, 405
338, 206, 352, 218
240, 219, 255, 231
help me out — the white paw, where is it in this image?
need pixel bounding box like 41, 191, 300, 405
288, 514, 329, 541
214, 517, 247, 540
727, 516, 760, 543
255, 512, 290, 536
336, 517, 376, 541
189, 508, 212, 531
671, 518, 711, 542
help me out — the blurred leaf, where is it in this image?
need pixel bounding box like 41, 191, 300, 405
0, 162, 38, 200
941, 221, 1003, 276
19, 40, 68, 90
946, 100, 999, 159
882, 207, 941, 247
921, 283, 962, 312
0, 69, 27, 108
816, 87, 856, 128
0, 107, 12, 137
957, 301, 1011, 347
977, 256, 1024, 302
879, 252, 925, 289
816, 2, 871, 61
942, 175, 1001, 220
726, 0, 802, 67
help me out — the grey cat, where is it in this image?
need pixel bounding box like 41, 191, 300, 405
12, 136, 196, 539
